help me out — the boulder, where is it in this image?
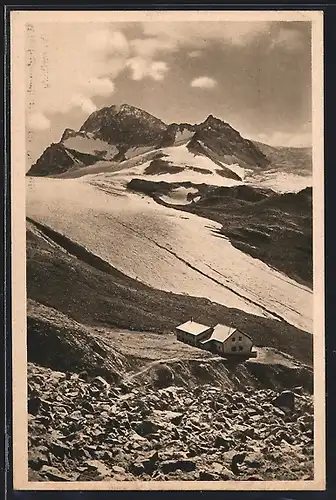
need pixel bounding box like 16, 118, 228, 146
153, 365, 175, 388
171, 412, 184, 426
111, 465, 126, 474
28, 446, 50, 470
40, 465, 72, 481
272, 391, 295, 411
93, 376, 110, 390
231, 452, 246, 475
131, 461, 146, 475
84, 459, 111, 478
245, 452, 264, 468
160, 459, 196, 473
135, 419, 158, 436
199, 470, 218, 481
68, 410, 83, 421
28, 468, 45, 481
214, 435, 232, 450
28, 397, 42, 416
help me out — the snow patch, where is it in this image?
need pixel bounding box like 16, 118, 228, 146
173, 129, 195, 145
159, 187, 199, 205
249, 171, 312, 193
63, 136, 118, 160
124, 146, 154, 160
163, 144, 219, 173
218, 161, 247, 180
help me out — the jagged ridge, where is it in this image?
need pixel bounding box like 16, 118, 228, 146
27, 104, 269, 177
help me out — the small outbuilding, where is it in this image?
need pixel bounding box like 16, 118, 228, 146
201, 324, 253, 356
175, 319, 213, 347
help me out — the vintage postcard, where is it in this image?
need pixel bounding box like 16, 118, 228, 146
10, 9, 325, 491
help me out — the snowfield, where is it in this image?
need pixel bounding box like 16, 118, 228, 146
57, 143, 246, 187
55, 141, 312, 195
247, 170, 312, 194
26, 176, 313, 333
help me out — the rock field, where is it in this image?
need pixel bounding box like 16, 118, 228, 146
28, 362, 314, 482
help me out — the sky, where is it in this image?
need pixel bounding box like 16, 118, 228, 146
25, 19, 312, 165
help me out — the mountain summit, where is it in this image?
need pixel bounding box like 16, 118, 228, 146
80, 104, 167, 146
28, 104, 270, 177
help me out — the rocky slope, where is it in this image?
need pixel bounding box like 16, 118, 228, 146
80, 104, 167, 147
255, 142, 312, 175
27, 298, 313, 483
28, 361, 313, 482
27, 143, 102, 177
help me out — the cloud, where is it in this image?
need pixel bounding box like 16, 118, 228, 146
130, 37, 177, 58
255, 127, 312, 147
141, 21, 272, 49
140, 21, 307, 56
150, 61, 169, 80
188, 50, 203, 58
126, 57, 169, 81
191, 76, 217, 89
26, 23, 172, 128
26, 24, 124, 118
83, 77, 115, 96
71, 95, 97, 114
86, 29, 129, 56
270, 27, 305, 51
26, 20, 303, 136
27, 112, 51, 131
218, 22, 272, 46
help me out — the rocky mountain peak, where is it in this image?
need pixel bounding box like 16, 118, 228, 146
78, 103, 167, 147
61, 128, 79, 142
199, 114, 236, 132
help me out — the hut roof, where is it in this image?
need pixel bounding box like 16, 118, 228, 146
201, 324, 253, 343
176, 320, 211, 336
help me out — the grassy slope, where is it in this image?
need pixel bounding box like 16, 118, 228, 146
27, 220, 312, 366
27, 299, 132, 382
27, 301, 313, 392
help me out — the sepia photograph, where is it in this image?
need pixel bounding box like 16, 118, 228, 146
10, 10, 324, 491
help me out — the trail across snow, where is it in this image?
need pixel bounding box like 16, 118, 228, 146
26, 176, 313, 333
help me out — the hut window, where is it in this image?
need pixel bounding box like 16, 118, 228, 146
239, 336, 242, 341
232, 337, 236, 342
239, 346, 243, 351
231, 346, 237, 352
